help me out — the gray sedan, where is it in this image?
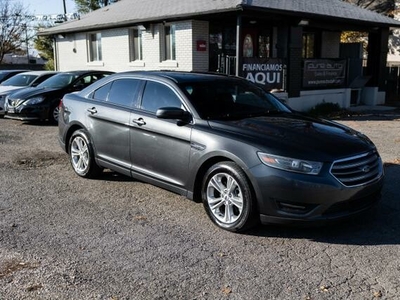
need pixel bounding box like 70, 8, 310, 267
58, 71, 384, 232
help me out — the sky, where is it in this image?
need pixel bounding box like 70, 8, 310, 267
22, 0, 77, 16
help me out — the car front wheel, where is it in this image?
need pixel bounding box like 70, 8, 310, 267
69, 129, 102, 178
202, 162, 257, 232
49, 102, 60, 124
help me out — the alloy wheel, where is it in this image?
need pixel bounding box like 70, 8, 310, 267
70, 136, 90, 174
206, 172, 244, 224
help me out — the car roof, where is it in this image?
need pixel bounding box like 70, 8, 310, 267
0, 69, 29, 74
15, 71, 59, 76
116, 71, 233, 84
59, 70, 114, 75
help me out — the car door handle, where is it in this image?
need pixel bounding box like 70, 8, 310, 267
132, 118, 146, 126
87, 107, 97, 114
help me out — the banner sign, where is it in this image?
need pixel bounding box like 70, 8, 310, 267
303, 59, 346, 88
242, 58, 285, 90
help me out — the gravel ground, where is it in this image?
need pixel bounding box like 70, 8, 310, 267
0, 110, 400, 300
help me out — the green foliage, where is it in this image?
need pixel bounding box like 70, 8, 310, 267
307, 102, 342, 117
33, 33, 53, 60
33, 25, 54, 70
44, 59, 54, 71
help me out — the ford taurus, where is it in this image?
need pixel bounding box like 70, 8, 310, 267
58, 71, 384, 232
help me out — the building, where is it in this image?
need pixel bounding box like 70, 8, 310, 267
39, 0, 400, 111
3, 52, 47, 65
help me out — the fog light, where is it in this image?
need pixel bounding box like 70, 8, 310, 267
277, 201, 317, 215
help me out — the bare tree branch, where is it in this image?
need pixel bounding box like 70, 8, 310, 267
0, 0, 32, 63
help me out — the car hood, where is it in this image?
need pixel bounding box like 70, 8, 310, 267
8, 87, 62, 99
208, 113, 375, 161
0, 86, 23, 94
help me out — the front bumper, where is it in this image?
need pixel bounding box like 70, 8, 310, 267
259, 190, 382, 225
249, 160, 384, 225
0, 98, 5, 116
5, 105, 49, 121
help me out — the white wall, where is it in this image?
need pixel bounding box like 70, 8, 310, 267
54, 22, 382, 111
192, 20, 209, 72
55, 20, 209, 72
282, 89, 351, 111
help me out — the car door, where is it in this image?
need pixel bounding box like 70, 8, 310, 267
129, 80, 192, 192
87, 78, 142, 176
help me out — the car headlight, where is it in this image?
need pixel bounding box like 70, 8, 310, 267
23, 96, 45, 106
257, 152, 323, 175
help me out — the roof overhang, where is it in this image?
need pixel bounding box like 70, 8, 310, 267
38, 0, 400, 37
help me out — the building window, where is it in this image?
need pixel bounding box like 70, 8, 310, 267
88, 32, 102, 61
303, 33, 315, 58
243, 34, 254, 57
129, 27, 143, 61
258, 30, 271, 58
163, 24, 176, 60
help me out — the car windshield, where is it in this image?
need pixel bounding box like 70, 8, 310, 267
1, 74, 37, 86
36, 73, 80, 89
0, 73, 15, 82
179, 79, 291, 120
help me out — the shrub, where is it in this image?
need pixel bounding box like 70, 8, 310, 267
308, 102, 341, 117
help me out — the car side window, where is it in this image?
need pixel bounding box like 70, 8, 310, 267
92, 82, 112, 101
108, 79, 141, 107
141, 81, 182, 113
31, 74, 55, 87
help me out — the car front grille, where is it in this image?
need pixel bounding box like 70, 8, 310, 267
330, 151, 382, 187
6, 98, 22, 108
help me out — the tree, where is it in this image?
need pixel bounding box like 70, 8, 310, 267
0, 0, 32, 64
340, 0, 396, 51
74, 0, 116, 14
343, 0, 396, 17
33, 25, 54, 70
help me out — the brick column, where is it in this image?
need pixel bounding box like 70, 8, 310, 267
366, 28, 389, 91
287, 26, 303, 97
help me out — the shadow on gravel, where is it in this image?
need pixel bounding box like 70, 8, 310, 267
246, 163, 400, 246
96, 170, 137, 182
328, 108, 400, 122
20, 120, 57, 127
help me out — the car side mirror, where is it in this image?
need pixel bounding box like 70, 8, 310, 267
156, 107, 192, 122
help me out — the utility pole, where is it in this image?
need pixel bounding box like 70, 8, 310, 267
62, 0, 67, 22
23, 24, 30, 64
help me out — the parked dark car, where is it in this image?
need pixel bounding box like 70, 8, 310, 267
58, 71, 384, 232
0, 71, 58, 116
5, 70, 113, 123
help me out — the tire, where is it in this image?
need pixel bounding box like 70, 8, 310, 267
202, 162, 258, 232
69, 129, 102, 178
49, 102, 60, 124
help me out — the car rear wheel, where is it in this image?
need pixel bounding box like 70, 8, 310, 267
202, 162, 257, 232
69, 129, 102, 178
